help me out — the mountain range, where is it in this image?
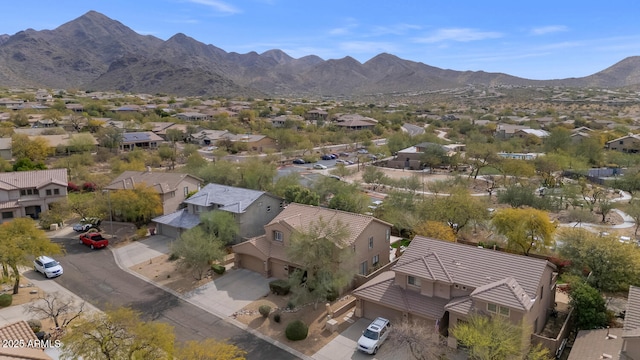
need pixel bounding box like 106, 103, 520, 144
2, 11, 640, 98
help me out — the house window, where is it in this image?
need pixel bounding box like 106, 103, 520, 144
372, 254, 379, 266
20, 189, 38, 196
369, 237, 374, 249
386, 229, 390, 241
184, 186, 189, 196
499, 306, 510, 317
487, 303, 497, 313
1, 211, 13, 219
407, 276, 421, 287
53, 189, 59, 195
274, 230, 283, 242
359, 261, 368, 275
620, 140, 624, 145
46, 189, 52, 196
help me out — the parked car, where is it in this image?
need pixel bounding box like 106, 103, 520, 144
33, 256, 63, 278
357, 148, 369, 154
321, 154, 333, 160
72, 222, 92, 232
79, 232, 109, 249
292, 158, 306, 164
357, 317, 391, 354
313, 164, 328, 170
339, 152, 350, 157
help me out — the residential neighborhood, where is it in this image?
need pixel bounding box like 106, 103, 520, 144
3, 83, 640, 360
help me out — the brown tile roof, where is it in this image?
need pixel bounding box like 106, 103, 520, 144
105, 171, 202, 194
624, 285, 640, 337
393, 236, 553, 300
0, 169, 67, 191
0, 321, 52, 358
0, 347, 53, 360
0, 321, 38, 344
352, 271, 450, 320
567, 328, 623, 360
470, 277, 534, 311
234, 235, 290, 263
268, 203, 391, 246
444, 296, 473, 314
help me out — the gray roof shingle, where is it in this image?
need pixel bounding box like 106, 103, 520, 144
0, 168, 67, 190
624, 285, 640, 336
184, 183, 270, 214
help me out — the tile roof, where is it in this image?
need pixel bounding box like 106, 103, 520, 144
393, 236, 552, 300
444, 296, 473, 314
0, 321, 38, 344
0, 321, 53, 358
624, 285, 640, 337
567, 328, 623, 360
184, 183, 272, 214
152, 208, 200, 229
105, 170, 202, 194
233, 235, 290, 263
352, 271, 450, 320
0, 169, 67, 191
470, 277, 534, 311
268, 203, 391, 246
122, 132, 164, 143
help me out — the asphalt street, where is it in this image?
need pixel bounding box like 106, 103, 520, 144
29, 237, 298, 360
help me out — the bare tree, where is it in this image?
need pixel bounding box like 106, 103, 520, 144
386, 319, 447, 360
24, 292, 85, 329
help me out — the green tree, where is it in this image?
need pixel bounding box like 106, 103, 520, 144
421, 187, 488, 234
569, 281, 607, 330
67, 133, 97, 153
451, 314, 524, 360
543, 127, 572, 153
158, 144, 177, 170
199, 211, 239, 245
558, 228, 640, 292
626, 200, 640, 236
362, 166, 388, 190
60, 307, 175, 360
283, 185, 320, 206
0, 218, 62, 294
11, 134, 53, 162
466, 142, 499, 179
96, 127, 123, 153
286, 218, 354, 307
387, 319, 442, 360
491, 208, 556, 255
171, 227, 226, 280
109, 184, 163, 228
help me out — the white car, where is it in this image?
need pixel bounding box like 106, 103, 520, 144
33, 256, 63, 278
72, 222, 92, 232
313, 164, 327, 170
357, 317, 391, 354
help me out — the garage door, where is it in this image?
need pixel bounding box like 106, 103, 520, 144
240, 255, 264, 276
157, 224, 179, 239
362, 300, 403, 322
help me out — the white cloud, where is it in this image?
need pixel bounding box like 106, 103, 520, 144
414, 28, 503, 43
530, 25, 568, 35
370, 23, 421, 36
187, 0, 241, 14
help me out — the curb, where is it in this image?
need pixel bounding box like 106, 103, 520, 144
111, 247, 313, 360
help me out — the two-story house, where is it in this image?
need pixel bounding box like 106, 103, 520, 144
152, 183, 284, 241
105, 170, 203, 215
0, 168, 68, 222
232, 203, 392, 281
352, 236, 557, 349
606, 134, 640, 153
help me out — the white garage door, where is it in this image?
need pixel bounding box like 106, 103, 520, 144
362, 301, 403, 323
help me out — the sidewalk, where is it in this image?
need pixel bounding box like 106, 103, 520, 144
111, 236, 313, 360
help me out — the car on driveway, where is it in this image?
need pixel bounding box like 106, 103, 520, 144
357, 317, 390, 355
79, 232, 109, 249
313, 164, 328, 170
292, 158, 306, 164
33, 256, 63, 278
72, 222, 92, 232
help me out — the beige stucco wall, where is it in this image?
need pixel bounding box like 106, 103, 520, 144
353, 221, 391, 275
239, 194, 283, 240
160, 176, 201, 215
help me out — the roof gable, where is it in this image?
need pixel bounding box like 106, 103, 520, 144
470, 277, 534, 311
0, 168, 67, 190
106, 171, 202, 194
394, 236, 552, 299
184, 183, 275, 213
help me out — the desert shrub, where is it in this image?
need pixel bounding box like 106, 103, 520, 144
269, 279, 290, 295
286, 300, 295, 310
134, 228, 148, 239
211, 264, 226, 275
326, 288, 339, 302
273, 313, 281, 323
168, 253, 179, 261
0, 293, 12, 307
27, 319, 42, 333
285, 320, 308, 341
258, 305, 271, 318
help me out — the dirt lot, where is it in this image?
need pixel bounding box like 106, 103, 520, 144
128, 254, 218, 294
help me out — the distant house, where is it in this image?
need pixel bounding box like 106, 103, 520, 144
188, 130, 230, 146
352, 236, 557, 349
120, 132, 165, 151
105, 170, 203, 215
153, 183, 284, 240
497, 152, 543, 160
334, 114, 377, 131
495, 124, 530, 139
0, 168, 68, 222
606, 134, 640, 153
175, 112, 212, 121
513, 129, 550, 139
387, 142, 460, 169
233, 203, 392, 280
269, 115, 304, 128
28, 133, 99, 153
0, 138, 11, 160
223, 133, 277, 152
305, 109, 329, 123
568, 285, 640, 359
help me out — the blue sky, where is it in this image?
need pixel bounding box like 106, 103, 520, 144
3, 1, 640, 80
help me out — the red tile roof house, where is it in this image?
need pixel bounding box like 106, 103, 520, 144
232, 203, 393, 283
352, 236, 558, 349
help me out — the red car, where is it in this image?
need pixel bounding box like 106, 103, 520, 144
79, 232, 109, 249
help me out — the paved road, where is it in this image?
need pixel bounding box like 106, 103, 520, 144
30, 238, 298, 360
